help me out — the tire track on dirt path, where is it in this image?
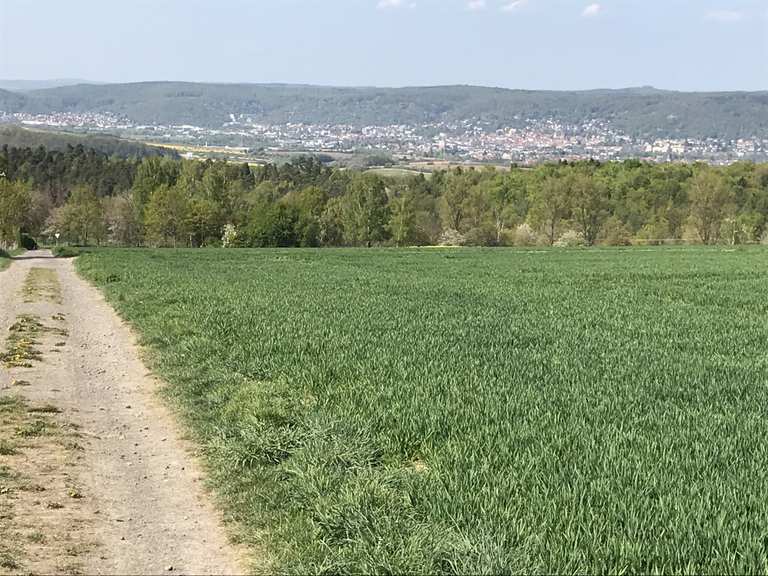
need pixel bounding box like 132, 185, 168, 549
0, 251, 245, 575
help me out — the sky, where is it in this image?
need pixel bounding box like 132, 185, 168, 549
1, 0, 767, 91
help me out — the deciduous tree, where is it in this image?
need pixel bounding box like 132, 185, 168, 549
687, 169, 734, 244
0, 178, 30, 248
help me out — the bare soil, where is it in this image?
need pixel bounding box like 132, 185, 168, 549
0, 251, 245, 575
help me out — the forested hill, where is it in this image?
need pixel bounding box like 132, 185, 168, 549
0, 88, 26, 110
0, 127, 178, 159
2, 82, 768, 140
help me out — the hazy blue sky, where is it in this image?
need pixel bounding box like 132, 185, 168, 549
1, 0, 766, 91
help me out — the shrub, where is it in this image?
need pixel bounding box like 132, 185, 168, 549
222, 224, 238, 248
554, 229, 585, 248
634, 219, 671, 246
464, 225, 496, 247
513, 223, 537, 246
52, 246, 82, 258
600, 217, 632, 246
438, 229, 466, 247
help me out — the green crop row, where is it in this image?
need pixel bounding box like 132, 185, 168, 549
78, 246, 768, 574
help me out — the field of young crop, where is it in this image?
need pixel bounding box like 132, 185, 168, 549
77, 247, 768, 574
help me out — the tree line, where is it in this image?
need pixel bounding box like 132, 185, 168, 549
2, 144, 768, 249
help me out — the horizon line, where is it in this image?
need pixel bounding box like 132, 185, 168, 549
3, 79, 768, 95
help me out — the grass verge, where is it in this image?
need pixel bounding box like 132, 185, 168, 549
0, 248, 27, 271
0, 249, 10, 271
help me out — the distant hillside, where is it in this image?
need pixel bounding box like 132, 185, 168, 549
0, 79, 95, 92
0, 88, 26, 110
0, 126, 178, 158
2, 82, 768, 140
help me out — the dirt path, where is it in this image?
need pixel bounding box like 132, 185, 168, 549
0, 251, 245, 575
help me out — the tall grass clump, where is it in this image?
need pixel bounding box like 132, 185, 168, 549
78, 246, 768, 574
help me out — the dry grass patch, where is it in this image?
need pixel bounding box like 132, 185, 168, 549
0, 394, 93, 575
23, 268, 62, 304
0, 315, 68, 369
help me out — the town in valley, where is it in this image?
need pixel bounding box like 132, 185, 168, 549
3, 109, 766, 166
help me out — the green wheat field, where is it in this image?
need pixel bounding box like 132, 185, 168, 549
77, 247, 768, 574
